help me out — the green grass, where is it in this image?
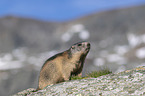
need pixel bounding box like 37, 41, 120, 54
70, 68, 112, 80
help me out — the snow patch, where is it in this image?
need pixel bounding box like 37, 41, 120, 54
94, 58, 105, 66
136, 47, 145, 59
0, 59, 23, 70
107, 54, 127, 65
114, 45, 129, 55
127, 33, 141, 48
71, 24, 84, 32
0, 48, 28, 70
0, 48, 59, 70
2, 53, 13, 61
79, 30, 90, 40
61, 24, 90, 42
61, 32, 72, 42
12, 48, 27, 62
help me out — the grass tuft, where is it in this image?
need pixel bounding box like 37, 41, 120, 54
70, 68, 112, 80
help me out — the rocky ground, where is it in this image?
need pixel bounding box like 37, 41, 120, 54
13, 66, 145, 96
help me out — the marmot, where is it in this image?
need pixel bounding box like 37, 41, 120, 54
37, 42, 90, 90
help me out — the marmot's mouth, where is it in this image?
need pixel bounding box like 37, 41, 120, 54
85, 47, 90, 52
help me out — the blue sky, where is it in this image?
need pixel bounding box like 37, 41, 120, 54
0, 0, 145, 21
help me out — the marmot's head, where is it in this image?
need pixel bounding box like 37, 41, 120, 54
70, 42, 90, 56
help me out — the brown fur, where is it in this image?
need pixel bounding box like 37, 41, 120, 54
37, 42, 90, 90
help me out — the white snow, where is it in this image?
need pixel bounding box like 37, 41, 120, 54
0, 48, 28, 70
61, 24, 90, 42
79, 30, 90, 40
127, 33, 141, 48
0, 59, 23, 70
61, 32, 72, 42
2, 53, 13, 61
0, 47, 59, 70
136, 47, 145, 59
94, 58, 105, 66
12, 48, 27, 62
71, 24, 84, 32
127, 33, 145, 47
114, 45, 129, 55
107, 54, 127, 65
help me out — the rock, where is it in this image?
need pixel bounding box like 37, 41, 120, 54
12, 88, 36, 96
13, 66, 145, 96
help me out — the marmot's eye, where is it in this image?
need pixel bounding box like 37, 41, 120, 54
78, 43, 82, 46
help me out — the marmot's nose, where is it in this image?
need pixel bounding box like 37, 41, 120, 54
87, 43, 90, 47
82, 42, 90, 47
